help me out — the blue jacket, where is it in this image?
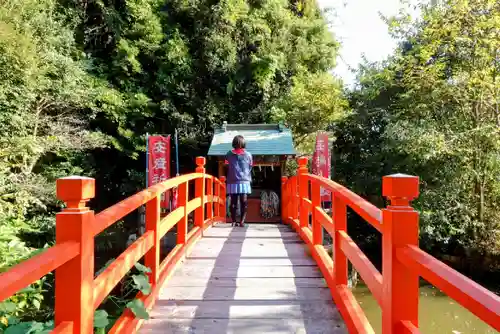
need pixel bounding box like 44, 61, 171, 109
226, 150, 252, 184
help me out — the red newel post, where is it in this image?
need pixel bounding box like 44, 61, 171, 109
281, 176, 288, 223
382, 174, 420, 333
214, 180, 220, 218
311, 181, 321, 245
177, 182, 188, 245
291, 177, 298, 221
220, 176, 226, 221
333, 192, 347, 285
145, 193, 161, 284
206, 177, 213, 220
55, 176, 95, 334
297, 157, 309, 228
194, 157, 206, 228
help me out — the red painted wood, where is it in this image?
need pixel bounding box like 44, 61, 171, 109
333, 194, 348, 286
399, 245, 500, 331
177, 182, 188, 245
382, 174, 419, 333
194, 157, 205, 228
0, 156, 226, 334
145, 196, 161, 285
51, 322, 73, 334
0, 241, 79, 302
298, 157, 309, 228
282, 157, 500, 333
55, 177, 95, 334
339, 231, 383, 305
93, 232, 154, 309
5, 153, 500, 334
308, 174, 382, 232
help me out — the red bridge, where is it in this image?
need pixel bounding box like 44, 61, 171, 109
1, 156, 499, 333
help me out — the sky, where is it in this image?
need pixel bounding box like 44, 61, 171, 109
316, 0, 411, 86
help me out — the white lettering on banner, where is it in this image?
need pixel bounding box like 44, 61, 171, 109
153, 141, 167, 154
151, 174, 167, 185
319, 156, 327, 167
316, 140, 325, 151
153, 157, 167, 170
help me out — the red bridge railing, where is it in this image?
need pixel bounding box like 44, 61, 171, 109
282, 157, 500, 334
0, 156, 225, 334
2, 154, 499, 334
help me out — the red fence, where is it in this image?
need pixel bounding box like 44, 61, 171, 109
0, 157, 226, 334
282, 157, 500, 333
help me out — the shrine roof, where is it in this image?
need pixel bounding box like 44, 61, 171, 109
207, 123, 296, 156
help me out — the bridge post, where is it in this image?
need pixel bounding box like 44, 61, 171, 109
55, 176, 95, 334
291, 176, 298, 221
206, 177, 213, 220
177, 182, 188, 245
220, 176, 226, 221
281, 176, 288, 223
382, 174, 420, 333
195, 157, 206, 228
333, 193, 348, 286
145, 193, 161, 284
311, 181, 322, 245
297, 157, 309, 228
214, 178, 220, 218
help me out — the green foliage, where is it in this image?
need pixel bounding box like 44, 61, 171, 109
333, 0, 500, 259
0, 0, 108, 223
0, 0, 342, 328
272, 72, 346, 151
93, 310, 110, 329
126, 300, 149, 320
1, 320, 54, 334
92, 261, 153, 331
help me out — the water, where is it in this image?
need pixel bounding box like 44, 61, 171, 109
352, 285, 498, 333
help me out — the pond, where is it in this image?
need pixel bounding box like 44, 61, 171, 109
352, 284, 498, 333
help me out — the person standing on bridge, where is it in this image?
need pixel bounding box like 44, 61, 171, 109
225, 135, 253, 227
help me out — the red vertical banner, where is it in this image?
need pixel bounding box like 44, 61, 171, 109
148, 135, 171, 208
311, 133, 331, 202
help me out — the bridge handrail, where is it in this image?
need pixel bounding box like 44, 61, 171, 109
0, 156, 226, 334
282, 157, 500, 333
307, 174, 382, 232
94, 173, 204, 235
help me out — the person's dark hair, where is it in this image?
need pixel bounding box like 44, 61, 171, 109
232, 135, 246, 149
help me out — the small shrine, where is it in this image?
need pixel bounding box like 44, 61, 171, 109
207, 122, 296, 223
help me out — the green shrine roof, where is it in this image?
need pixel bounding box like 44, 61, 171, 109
207, 123, 296, 156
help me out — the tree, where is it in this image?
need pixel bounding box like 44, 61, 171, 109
333, 0, 500, 257
0, 0, 107, 219
65, 0, 345, 201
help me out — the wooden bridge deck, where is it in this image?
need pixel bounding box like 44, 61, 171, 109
140, 223, 346, 333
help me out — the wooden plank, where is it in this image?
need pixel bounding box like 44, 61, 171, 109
173, 265, 323, 278
196, 236, 304, 243
141, 318, 346, 334
166, 277, 329, 288
180, 258, 316, 267
158, 286, 332, 300
188, 242, 308, 258
148, 300, 342, 319
140, 224, 345, 333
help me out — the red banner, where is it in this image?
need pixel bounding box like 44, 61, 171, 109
148, 135, 171, 208
312, 133, 331, 202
